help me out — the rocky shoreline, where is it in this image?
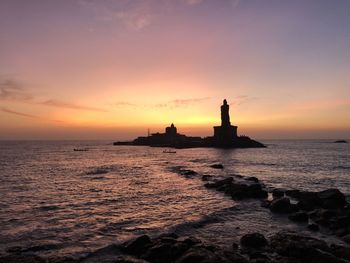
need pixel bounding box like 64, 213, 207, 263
1, 167, 349, 263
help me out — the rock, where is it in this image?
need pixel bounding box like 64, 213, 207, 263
308, 223, 319, 231
201, 175, 212, 181
227, 182, 267, 200
210, 164, 224, 169
124, 235, 152, 255
247, 184, 268, 198
270, 231, 330, 259
177, 236, 201, 246
272, 189, 285, 198
317, 189, 346, 209
205, 177, 233, 189
79, 244, 124, 263
144, 242, 185, 263
181, 170, 198, 176
47, 256, 77, 263
331, 244, 350, 261
342, 234, 350, 244
0, 254, 46, 263
305, 248, 349, 263
270, 197, 293, 213
175, 247, 220, 263
260, 200, 271, 208
285, 189, 300, 198
232, 242, 239, 251
297, 191, 321, 211
288, 212, 309, 222
246, 177, 259, 183
240, 233, 268, 249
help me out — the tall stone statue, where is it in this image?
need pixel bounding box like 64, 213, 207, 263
221, 99, 231, 127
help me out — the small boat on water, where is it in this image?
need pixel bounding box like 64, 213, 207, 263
74, 148, 89, 152
163, 150, 176, 154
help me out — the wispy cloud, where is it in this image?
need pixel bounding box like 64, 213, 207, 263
0, 79, 33, 101
109, 97, 210, 109
0, 107, 64, 123
110, 101, 137, 107
40, 99, 107, 112
78, 0, 208, 30
79, 0, 154, 30
0, 77, 107, 113
155, 97, 210, 109
231, 95, 258, 105
182, 0, 203, 5
0, 107, 39, 119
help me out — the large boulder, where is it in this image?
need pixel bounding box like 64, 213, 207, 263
317, 189, 347, 209
240, 233, 268, 249
297, 191, 321, 211
175, 247, 220, 263
288, 212, 309, 222
0, 255, 46, 263
270, 231, 330, 259
124, 235, 152, 255
272, 189, 285, 198
270, 197, 294, 213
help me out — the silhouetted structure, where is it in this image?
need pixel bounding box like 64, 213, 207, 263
114, 99, 265, 148
213, 99, 238, 146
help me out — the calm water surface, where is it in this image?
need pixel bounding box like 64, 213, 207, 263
0, 140, 349, 257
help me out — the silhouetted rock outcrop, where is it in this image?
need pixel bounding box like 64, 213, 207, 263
114, 99, 265, 149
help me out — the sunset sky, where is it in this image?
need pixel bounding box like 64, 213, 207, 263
1, 0, 349, 140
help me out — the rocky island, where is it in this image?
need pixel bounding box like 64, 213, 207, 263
114, 99, 265, 148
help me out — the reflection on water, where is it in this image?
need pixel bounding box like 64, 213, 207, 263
0, 140, 349, 257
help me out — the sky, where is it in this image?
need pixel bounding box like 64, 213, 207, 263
0, 0, 349, 140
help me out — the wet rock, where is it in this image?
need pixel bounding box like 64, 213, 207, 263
246, 177, 259, 183
288, 211, 309, 222
81, 244, 124, 263
270, 231, 330, 259
210, 164, 224, 169
285, 189, 300, 199
48, 256, 78, 263
342, 234, 350, 244
331, 244, 350, 261
249, 252, 272, 263
181, 169, 198, 176
205, 177, 233, 189
317, 189, 347, 209
201, 175, 212, 181
228, 183, 267, 200
144, 242, 184, 263
260, 200, 271, 208
305, 248, 349, 263
177, 236, 201, 246
124, 235, 152, 255
297, 191, 321, 211
175, 247, 220, 263
270, 197, 294, 213
0, 254, 46, 263
308, 223, 320, 231
272, 189, 285, 198
240, 233, 268, 249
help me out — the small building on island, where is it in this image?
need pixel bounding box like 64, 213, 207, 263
114, 99, 264, 148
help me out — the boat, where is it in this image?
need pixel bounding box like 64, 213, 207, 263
73, 148, 89, 151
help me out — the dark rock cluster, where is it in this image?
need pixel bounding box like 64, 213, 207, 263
264, 188, 350, 241
4, 231, 350, 263
204, 176, 268, 200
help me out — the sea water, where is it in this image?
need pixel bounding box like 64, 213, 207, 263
0, 140, 349, 257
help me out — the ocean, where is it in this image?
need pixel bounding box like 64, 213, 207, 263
0, 140, 349, 258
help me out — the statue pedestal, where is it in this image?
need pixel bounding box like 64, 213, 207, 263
213, 125, 238, 145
